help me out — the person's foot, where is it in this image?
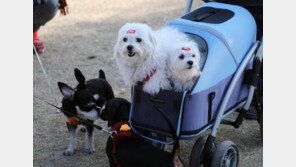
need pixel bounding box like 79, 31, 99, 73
33, 30, 44, 54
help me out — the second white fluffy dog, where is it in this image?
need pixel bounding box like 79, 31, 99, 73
167, 41, 202, 92
155, 26, 201, 92
114, 23, 170, 95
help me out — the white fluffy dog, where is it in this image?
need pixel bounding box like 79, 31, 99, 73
155, 26, 201, 92
155, 26, 191, 57
114, 23, 170, 95
167, 41, 202, 92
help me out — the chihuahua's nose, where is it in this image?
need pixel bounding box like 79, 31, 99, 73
187, 61, 193, 66
127, 45, 133, 51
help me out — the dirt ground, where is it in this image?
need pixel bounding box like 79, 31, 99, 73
33, 0, 263, 166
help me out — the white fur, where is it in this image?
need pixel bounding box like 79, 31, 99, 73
73, 107, 97, 154
114, 23, 170, 94
76, 106, 99, 121
93, 94, 99, 100
64, 129, 76, 155
167, 41, 202, 92
155, 26, 201, 92
154, 26, 191, 56
85, 132, 95, 153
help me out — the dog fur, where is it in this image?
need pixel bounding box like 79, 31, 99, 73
102, 98, 184, 167
155, 26, 201, 92
114, 23, 170, 95
57, 68, 114, 155
155, 26, 191, 58
167, 41, 201, 92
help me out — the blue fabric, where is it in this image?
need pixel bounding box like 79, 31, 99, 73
167, 2, 257, 93
130, 67, 250, 139
181, 68, 249, 133
129, 2, 256, 140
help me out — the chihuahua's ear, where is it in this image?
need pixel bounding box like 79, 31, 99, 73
74, 68, 86, 86
58, 82, 75, 99
99, 69, 106, 80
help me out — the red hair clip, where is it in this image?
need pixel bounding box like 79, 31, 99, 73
181, 47, 191, 51
127, 30, 136, 34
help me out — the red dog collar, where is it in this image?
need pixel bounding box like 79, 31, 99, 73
143, 68, 157, 82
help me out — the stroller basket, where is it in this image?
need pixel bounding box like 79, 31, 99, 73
130, 68, 249, 139
129, 2, 257, 140
130, 86, 187, 137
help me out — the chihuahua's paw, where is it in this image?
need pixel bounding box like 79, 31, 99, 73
85, 147, 95, 154
80, 127, 86, 132
63, 149, 74, 156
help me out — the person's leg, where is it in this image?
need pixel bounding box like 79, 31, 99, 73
33, 0, 59, 53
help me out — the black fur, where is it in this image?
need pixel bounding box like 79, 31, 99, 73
57, 68, 115, 155
58, 68, 114, 117
100, 98, 131, 127
103, 98, 184, 167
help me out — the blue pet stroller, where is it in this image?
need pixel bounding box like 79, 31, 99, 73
129, 1, 263, 166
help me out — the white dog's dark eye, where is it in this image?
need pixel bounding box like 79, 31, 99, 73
136, 38, 142, 43
192, 54, 195, 57
123, 38, 127, 42
179, 54, 184, 60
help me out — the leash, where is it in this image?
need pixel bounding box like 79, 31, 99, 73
33, 45, 58, 106
33, 95, 112, 134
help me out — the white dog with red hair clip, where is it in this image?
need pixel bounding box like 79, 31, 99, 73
155, 26, 201, 92
167, 41, 202, 92
114, 23, 170, 95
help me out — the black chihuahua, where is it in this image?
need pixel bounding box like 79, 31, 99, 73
58, 68, 114, 155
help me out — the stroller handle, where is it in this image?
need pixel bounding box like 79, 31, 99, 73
185, 0, 194, 14
186, 0, 212, 14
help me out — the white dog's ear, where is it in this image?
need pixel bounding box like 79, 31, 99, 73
148, 30, 157, 47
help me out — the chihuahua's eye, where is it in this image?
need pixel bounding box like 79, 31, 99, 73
85, 102, 95, 107
192, 54, 195, 57
123, 37, 127, 42
179, 54, 184, 60
136, 38, 142, 43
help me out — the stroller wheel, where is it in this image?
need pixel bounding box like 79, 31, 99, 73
189, 136, 207, 167
211, 141, 239, 167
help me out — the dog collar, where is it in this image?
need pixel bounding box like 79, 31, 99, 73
143, 68, 157, 82
67, 115, 81, 126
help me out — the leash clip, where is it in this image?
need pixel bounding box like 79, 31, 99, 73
110, 130, 118, 139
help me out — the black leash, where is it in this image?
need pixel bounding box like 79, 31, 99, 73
33, 95, 112, 134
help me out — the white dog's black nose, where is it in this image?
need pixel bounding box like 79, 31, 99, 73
187, 61, 193, 66
127, 45, 133, 51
